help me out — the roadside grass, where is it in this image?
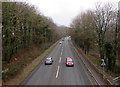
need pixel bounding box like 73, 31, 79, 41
116, 59, 120, 68
88, 52, 120, 77
72, 41, 119, 83
87, 54, 100, 67
2, 44, 44, 81
110, 59, 120, 77
3, 41, 58, 85
116, 59, 120, 76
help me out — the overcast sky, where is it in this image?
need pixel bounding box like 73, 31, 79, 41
17, 0, 119, 27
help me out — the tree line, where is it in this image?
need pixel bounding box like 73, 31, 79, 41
2, 2, 60, 63
70, 2, 120, 73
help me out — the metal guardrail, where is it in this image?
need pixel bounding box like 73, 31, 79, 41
113, 76, 120, 85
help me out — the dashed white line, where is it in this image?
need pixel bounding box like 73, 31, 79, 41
60, 52, 62, 56
61, 47, 63, 55
56, 47, 63, 78
56, 66, 60, 78
59, 57, 62, 63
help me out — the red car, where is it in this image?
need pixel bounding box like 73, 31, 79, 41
66, 57, 74, 67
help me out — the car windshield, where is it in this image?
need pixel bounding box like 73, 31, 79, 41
46, 58, 51, 61
67, 59, 73, 62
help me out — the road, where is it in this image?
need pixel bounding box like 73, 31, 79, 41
22, 36, 107, 85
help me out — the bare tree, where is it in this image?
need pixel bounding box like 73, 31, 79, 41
118, 2, 120, 60
92, 3, 114, 61
70, 11, 96, 54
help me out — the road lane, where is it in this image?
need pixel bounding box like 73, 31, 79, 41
59, 57, 61, 63
56, 66, 60, 78
21, 42, 63, 85
22, 37, 105, 85
58, 39, 92, 85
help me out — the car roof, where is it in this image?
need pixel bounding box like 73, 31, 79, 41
67, 57, 73, 60
46, 57, 52, 59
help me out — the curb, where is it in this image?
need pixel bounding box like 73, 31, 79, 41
71, 40, 112, 85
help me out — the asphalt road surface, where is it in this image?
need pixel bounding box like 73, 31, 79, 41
22, 36, 107, 85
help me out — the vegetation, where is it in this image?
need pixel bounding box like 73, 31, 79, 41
2, 2, 61, 81
2, 1, 120, 83
70, 2, 120, 76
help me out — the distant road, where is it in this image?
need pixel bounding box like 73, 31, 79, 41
22, 37, 107, 85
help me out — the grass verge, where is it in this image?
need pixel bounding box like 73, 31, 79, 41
73, 40, 120, 84
72, 40, 113, 84
3, 41, 58, 85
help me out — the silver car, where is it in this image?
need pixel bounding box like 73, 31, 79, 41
59, 41, 62, 44
45, 57, 53, 65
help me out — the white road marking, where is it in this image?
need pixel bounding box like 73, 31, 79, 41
60, 47, 63, 56
62, 47, 63, 50
60, 52, 62, 56
72, 43, 101, 85
56, 66, 60, 78
59, 57, 61, 63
